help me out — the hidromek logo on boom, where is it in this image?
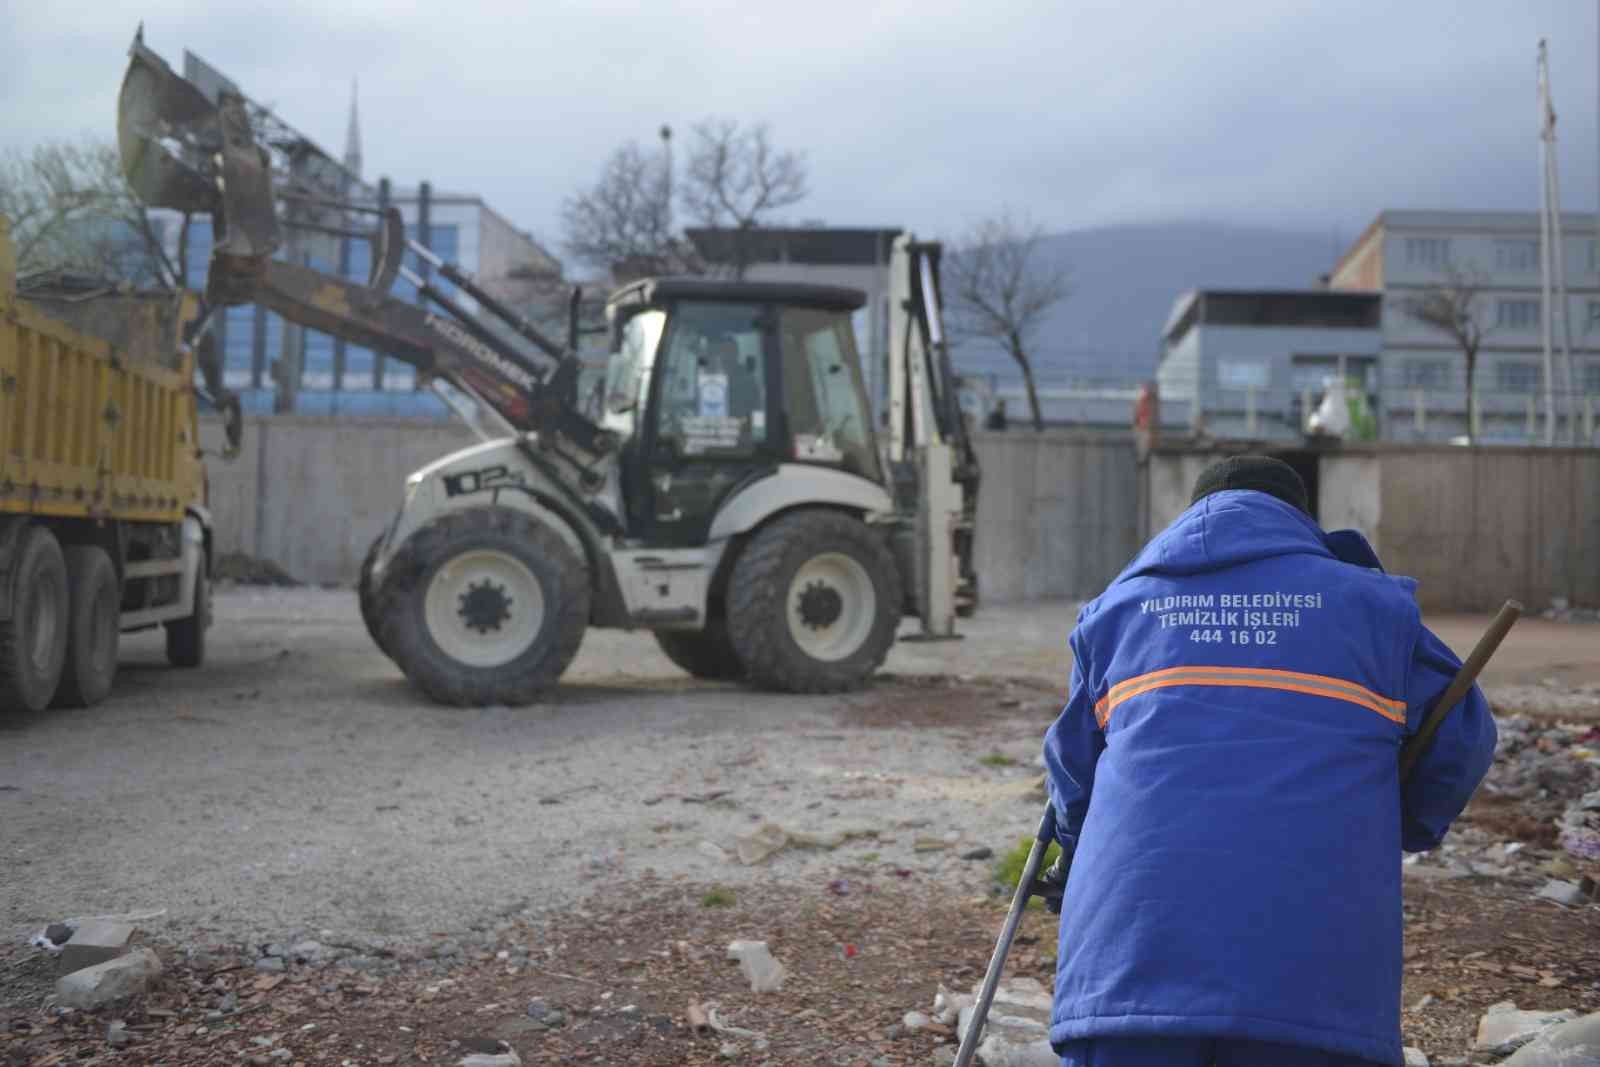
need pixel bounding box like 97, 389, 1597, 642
424, 313, 538, 392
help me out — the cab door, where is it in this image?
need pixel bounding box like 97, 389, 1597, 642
635, 300, 779, 547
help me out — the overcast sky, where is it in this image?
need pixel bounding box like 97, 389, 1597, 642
5, 2, 1599, 255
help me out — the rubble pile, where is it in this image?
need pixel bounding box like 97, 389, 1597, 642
1404, 715, 1600, 899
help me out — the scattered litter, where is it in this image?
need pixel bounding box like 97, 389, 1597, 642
735, 823, 790, 865
687, 1001, 710, 1031
725, 940, 786, 992
705, 1003, 766, 1040
457, 1043, 521, 1067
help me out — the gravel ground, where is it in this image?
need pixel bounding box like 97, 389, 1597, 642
1, 589, 1593, 954
0, 589, 1072, 952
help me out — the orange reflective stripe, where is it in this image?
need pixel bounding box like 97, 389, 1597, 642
1093, 665, 1406, 728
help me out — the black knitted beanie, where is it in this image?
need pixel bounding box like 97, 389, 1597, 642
1189, 455, 1311, 515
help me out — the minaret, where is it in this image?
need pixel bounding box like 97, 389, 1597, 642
343, 79, 362, 179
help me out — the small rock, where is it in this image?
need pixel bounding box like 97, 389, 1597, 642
106, 1020, 131, 1047
263, 943, 286, 959
268, 1052, 292, 1063
902, 1010, 931, 1031
254, 956, 286, 973
44, 922, 74, 947
931, 1049, 957, 1067
1403, 1048, 1429, 1066
913, 836, 951, 852
1411, 994, 1436, 1013
960, 846, 995, 861
734, 822, 789, 865
1535, 880, 1587, 907
719, 1042, 739, 1060
59, 919, 135, 976
458, 1043, 521, 1067
526, 997, 549, 1021
56, 948, 163, 1010
219, 992, 238, 1012
543, 1010, 567, 1029
290, 940, 324, 962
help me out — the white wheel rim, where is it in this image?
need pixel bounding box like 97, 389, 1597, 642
786, 551, 876, 663
423, 549, 545, 668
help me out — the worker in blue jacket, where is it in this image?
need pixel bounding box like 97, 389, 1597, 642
1041, 455, 1497, 1067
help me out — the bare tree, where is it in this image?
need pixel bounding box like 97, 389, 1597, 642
943, 213, 1070, 431
1405, 263, 1493, 444
680, 119, 807, 279
561, 131, 694, 280
0, 137, 175, 284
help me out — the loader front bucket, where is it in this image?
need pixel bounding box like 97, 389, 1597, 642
117, 34, 219, 216
116, 30, 281, 263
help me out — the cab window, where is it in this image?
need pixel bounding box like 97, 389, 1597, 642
602, 309, 664, 438
652, 302, 767, 456
779, 307, 878, 480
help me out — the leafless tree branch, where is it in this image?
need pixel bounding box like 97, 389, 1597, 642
1404, 261, 1493, 444
681, 119, 808, 279
943, 212, 1070, 431
0, 136, 173, 285
561, 138, 696, 280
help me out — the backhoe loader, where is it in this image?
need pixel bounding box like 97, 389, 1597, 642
117, 32, 979, 705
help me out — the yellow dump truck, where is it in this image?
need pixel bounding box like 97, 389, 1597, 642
0, 217, 213, 712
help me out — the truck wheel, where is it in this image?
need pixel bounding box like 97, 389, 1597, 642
376, 507, 589, 706
54, 546, 120, 708
0, 525, 69, 713
358, 533, 394, 660
726, 510, 902, 694
654, 620, 744, 680
165, 558, 209, 668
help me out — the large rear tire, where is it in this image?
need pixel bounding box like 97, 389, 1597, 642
376, 507, 589, 706
725, 510, 901, 694
654, 620, 744, 680
165, 558, 209, 668
54, 546, 120, 708
358, 532, 394, 661
0, 525, 69, 713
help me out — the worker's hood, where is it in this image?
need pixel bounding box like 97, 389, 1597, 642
1117, 489, 1380, 581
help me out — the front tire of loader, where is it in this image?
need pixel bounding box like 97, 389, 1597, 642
358, 533, 393, 661
726, 510, 902, 694
654, 620, 744, 680
0, 525, 69, 713
54, 546, 120, 708
376, 507, 589, 706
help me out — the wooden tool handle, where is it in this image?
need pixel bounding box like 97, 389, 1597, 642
1398, 599, 1522, 783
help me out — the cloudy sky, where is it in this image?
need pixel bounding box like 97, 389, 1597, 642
4, 2, 1598, 252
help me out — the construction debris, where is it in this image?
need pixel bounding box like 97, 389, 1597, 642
725, 940, 786, 993
55, 947, 163, 1010
1501, 1011, 1600, 1064
1473, 1002, 1581, 1059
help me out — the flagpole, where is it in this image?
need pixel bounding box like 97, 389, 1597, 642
1539, 40, 1558, 446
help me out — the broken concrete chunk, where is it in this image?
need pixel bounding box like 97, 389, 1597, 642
954, 978, 1057, 1067
1534, 880, 1587, 907
1474, 1001, 1581, 1057
56, 947, 162, 1009
1402, 1048, 1429, 1067
725, 939, 786, 992
1501, 1010, 1600, 1065
58, 919, 134, 976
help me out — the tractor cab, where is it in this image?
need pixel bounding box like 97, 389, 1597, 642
602, 279, 882, 546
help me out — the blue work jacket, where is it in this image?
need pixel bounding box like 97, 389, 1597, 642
1042, 490, 1497, 1065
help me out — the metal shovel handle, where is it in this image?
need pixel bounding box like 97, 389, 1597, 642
953, 806, 1055, 1067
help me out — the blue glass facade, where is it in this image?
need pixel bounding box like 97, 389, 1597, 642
185, 215, 456, 416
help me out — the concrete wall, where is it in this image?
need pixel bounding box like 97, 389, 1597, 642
1373, 446, 1600, 612
971, 432, 1141, 604
200, 417, 1144, 604
1142, 443, 1600, 612
200, 416, 475, 585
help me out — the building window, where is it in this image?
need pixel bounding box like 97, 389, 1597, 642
1496, 361, 1540, 394
1496, 299, 1539, 330
1586, 361, 1600, 395
1590, 241, 1600, 274
1494, 239, 1538, 272
1585, 300, 1600, 334
1404, 237, 1451, 267
1402, 360, 1451, 389
1217, 360, 1269, 389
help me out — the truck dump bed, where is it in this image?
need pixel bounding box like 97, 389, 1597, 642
0, 219, 204, 524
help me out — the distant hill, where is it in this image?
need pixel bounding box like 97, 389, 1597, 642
950, 220, 1342, 387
